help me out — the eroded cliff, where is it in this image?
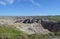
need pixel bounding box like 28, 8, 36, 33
0, 16, 60, 34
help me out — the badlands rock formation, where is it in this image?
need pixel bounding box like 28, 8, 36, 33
0, 16, 60, 34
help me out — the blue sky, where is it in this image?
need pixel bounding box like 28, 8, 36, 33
0, 0, 60, 16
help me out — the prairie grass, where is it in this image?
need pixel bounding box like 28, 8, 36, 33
0, 25, 60, 39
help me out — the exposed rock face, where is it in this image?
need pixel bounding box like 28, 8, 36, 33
0, 16, 60, 34
15, 17, 49, 24
15, 23, 50, 34
15, 16, 60, 33
41, 21, 60, 32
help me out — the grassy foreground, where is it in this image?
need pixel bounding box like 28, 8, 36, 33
0, 25, 60, 39
0, 25, 27, 39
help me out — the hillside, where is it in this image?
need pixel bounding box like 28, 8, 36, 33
0, 16, 60, 39
0, 16, 60, 34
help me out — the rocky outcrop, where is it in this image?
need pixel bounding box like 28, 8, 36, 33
15, 16, 49, 24
0, 16, 60, 34
41, 21, 60, 32
15, 16, 60, 32
15, 23, 50, 34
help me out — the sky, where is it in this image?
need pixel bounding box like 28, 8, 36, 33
0, 0, 60, 16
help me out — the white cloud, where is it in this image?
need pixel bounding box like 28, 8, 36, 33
18, 0, 40, 7
0, 0, 40, 7
6, 0, 14, 4
0, 0, 14, 6
30, 0, 40, 7
0, 1, 6, 5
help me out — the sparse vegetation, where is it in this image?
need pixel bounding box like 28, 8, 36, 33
0, 25, 60, 39
0, 25, 27, 39
0, 16, 60, 39
48, 16, 60, 21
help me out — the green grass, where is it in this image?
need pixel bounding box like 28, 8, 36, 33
0, 25, 27, 39
0, 25, 25, 34
0, 23, 60, 39
0, 25, 53, 39
48, 16, 60, 21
